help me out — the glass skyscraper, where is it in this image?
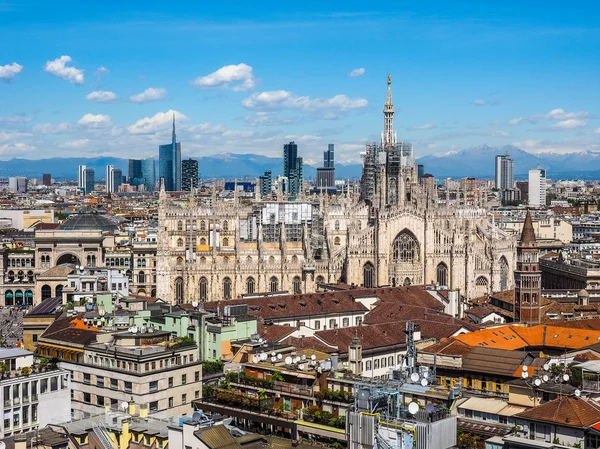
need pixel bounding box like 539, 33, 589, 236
159, 115, 181, 191
129, 158, 156, 193
181, 159, 199, 191
283, 141, 303, 195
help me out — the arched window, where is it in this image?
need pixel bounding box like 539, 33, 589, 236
223, 277, 232, 300
246, 256, 252, 264
177, 221, 183, 231
222, 220, 228, 232
269, 276, 278, 293
392, 230, 420, 262
4, 290, 13, 306
177, 257, 183, 266
27, 271, 34, 283
200, 238, 207, 246
56, 285, 63, 297
223, 256, 229, 264
437, 263, 448, 287
25, 290, 33, 306
17, 271, 24, 282
138, 271, 146, 284
15, 290, 23, 305
358, 221, 362, 231
269, 256, 275, 265
499, 257, 509, 291
476, 276, 488, 286
292, 255, 298, 264
403, 277, 411, 286
200, 256, 206, 264
199, 277, 208, 301
247, 277, 255, 294
334, 236, 341, 246
223, 238, 229, 247
200, 220, 206, 231
293, 276, 302, 294
363, 262, 375, 288
41, 285, 51, 300
177, 238, 184, 248
175, 277, 184, 303
316, 275, 325, 285
7, 271, 14, 282
334, 220, 340, 231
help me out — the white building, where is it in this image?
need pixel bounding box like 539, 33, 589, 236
106, 165, 115, 193
0, 348, 71, 438
8, 177, 28, 194
529, 168, 547, 208
495, 154, 514, 190
62, 267, 130, 304
78, 165, 87, 190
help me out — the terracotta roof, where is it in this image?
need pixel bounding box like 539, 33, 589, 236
520, 210, 536, 245
516, 396, 600, 428
466, 306, 499, 319
39, 314, 99, 346
284, 336, 336, 354
462, 347, 533, 377
421, 338, 472, 356
258, 323, 296, 343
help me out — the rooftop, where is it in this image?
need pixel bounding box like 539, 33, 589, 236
516, 396, 600, 428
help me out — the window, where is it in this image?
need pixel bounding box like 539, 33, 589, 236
195, 390, 200, 399
96, 376, 103, 387
195, 371, 200, 382
177, 221, 183, 231
110, 379, 118, 390
269, 276, 278, 293
366, 361, 371, 370
223, 238, 229, 247
437, 263, 448, 286
83, 373, 91, 384
124, 381, 132, 393
381, 358, 387, 368
392, 230, 419, 262
363, 262, 375, 288
138, 271, 146, 284
334, 236, 340, 246
314, 320, 321, 330
246, 277, 255, 294
149, 401, 158, 413
177, 238, 184, 247
168, 397, 174, 408
388, 356, 393, 366
334, 220, 340, 231
84, 393, 91, 403
342, 318, 349, 327
329, 319, 336, 328
199, 277, 208, 301
149, 381, 158, 392
293, 276, 302, 294
182, 393, 187, 404
222, 220, 228, 232
97, 395, 105, 406
182, 374, 187, 385
223, 277, 232, 300
168, 377, 173, 388
499, 256, 509, 291
374, 359, 379, 369
200, 220, 206, 231
175, 277, 184, 303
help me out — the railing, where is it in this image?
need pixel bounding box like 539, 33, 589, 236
92, 421, 115, 449
583, 380, 600, 392
272, 380, 313, 397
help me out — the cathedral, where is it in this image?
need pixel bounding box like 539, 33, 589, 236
156, 76, 516, 304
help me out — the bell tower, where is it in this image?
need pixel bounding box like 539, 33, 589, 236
514, 210, 541, 325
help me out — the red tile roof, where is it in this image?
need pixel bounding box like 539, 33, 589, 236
516, 396, 600, 428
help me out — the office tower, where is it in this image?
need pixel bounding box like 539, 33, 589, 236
181, 159, 199, 191
8, 177, 27, 193
514, 210, 541, 325
324, 144, 335, 168
159, 115, 181, 191
129, 158, 156, 193
259, 170, 272, 197
417, 165, 424, 182
42, 173, 51, 186
113, 169, 123, 193
528, 168, 547, 208
84, 168, 95, 194
283, 141, 303, 195
78, 165, 87, 190
105, 165, 115, 193
495, 154, 514, 190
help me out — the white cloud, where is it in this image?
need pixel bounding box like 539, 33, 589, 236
0, 132, 32, 142
86, 90, 119, 103
43, 55, 84, 84
512, 139, 541, 149
130, 87, 167, 103
408, 123, 434, 131
472, 99, 486, 106
595, 127, 600, 134
242, 90, 368, 112
0, 116, 32, 125
94, 66, 109, 77
78, 113, 112, 127
191, 63, 255, 91
551, 119, 587, 130
510, 108, 589, 125
32, 122, 71, 134
127, 109, 188, 134
349, 68, 365, 77
0, 62, 23, 81
64, 139, 90, 148
0, 143, 37, 157
186, 123, 228, 135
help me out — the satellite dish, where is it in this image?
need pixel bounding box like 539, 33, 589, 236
542, 375, 549, 382
301, 354, 306, 360
420, 378, 428, 387
534, 378, 542, 387
252, 355, 258, 364
408, 402, 419, 415
298, 364, 305, 370
543, 363, 550, 371
575, 389, 581, 397
285, 356, 293, 364
192, 412, 202, 421
521, 371, 528, 379
423, 371, 429, 379
410, 373, 420, 383
563, 374, 570, 382
261, 353, 268, 361
311, 354, 317, 361
192, 301, 199, 308
294, 357, 300, 363
87, 297, 94, 304
425, 403, 435, 414
271, 352, 276, 357
271, 356, 277, 363
522, 365, 528, 372
121, 401, 129, 411
99, 309, 105, 317
277, 353, 282, 360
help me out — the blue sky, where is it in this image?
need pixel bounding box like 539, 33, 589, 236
1, 0, 599, 164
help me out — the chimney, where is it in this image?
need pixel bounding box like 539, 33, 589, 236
330, 353, 339, 370
348, 337, 363, 375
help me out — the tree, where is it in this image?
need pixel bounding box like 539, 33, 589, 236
0, 362, 7, 379
457, 429, 480, 449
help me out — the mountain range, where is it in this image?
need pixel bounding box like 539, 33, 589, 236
1, 145, 599, 180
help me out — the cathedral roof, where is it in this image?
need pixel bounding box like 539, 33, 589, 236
519, 209, 536, 246
58, 208, 117, 232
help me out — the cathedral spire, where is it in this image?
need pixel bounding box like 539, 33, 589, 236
383, 74, 396, 148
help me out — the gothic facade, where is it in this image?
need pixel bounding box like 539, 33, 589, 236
156, 76, 516, 304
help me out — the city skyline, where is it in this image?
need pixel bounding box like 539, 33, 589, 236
0, 1, 599, 166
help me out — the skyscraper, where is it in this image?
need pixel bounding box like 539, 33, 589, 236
324, 144, 334, 168
84, 168, 95, 194
129, 158, 156, 193
259, 170, 272, 197
8, 177, 27, 193
181, 159, 199, 191
113, 168, 123, 193
159, 115, 181, 192
317, 143, 336, 192
42, 173, 51, 186
283, 141, 303, 195
78, 165, 87, 191
495, 154, 514, 190
106, 165, 115, 193
528, 168, 547, 208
